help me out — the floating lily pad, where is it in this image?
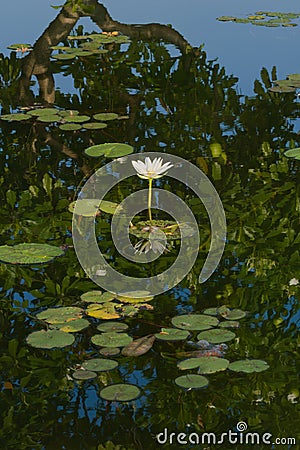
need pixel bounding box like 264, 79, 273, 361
99, 200, 120, 214
172, 314, 219, 331
82, 122, 107, 130
0, 113, 31, 122
59, 123, 82, 131
100, 383, 141, 402
219, 320, 240, 328
202, 307, 218, 316
27, 108, 59, 116
58, 110, 80, 117
220, 308, 247, 320
87, 303, 121, 320
228, 359, 269, 373
37, 115, 61, 123
27, 329, 75, 349
93, 113, 119, 121
51, 45, 71, 51
84, 143, 133, 158
68, 199, 101, 216
0, 243, 64, 265
154, 328, 190, 341
55, 318, 89, 332
197, 329, 236, 344
177, 356, 229, 373
91, 332, 133, 347
82, 358, 118, 372
175, 374, 209, 389
37, 306, 83, 324
99, 347, 120, 356
81, 290, 114, 303
72, 370, 97, 380
116, 290, 154, 303
7, 43, 31, 50
284, 148, 300, 160
52, 53, 76, 60
63, 115, 90, 123
97, 322, 128, 332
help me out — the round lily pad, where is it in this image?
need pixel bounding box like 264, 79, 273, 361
37, 115, 61, 123
7, 43, 31, 50
197, 329, 236, 344
219, 320, 240, 328
222, 309, 247, 320
0, 113, 31, 122
72, 370, 97, 380
68, 199, 101, 216
54, 318, 89, 332
86, 303, 121, 320
27, 329, 75, 349
116, 291, 154, 303
63, 115, 90, 123
58, 110, 80, 117
91, 332, 133, 347
27, 108, 58, 116
81, 290, 115, 303
82, 358, 118, 372
37, 306, 82, 324
52, 53, 76, 60
284, 148, 300, 160
59, 123, 82, 131
154, 328, 190, 341
0, 243, 64, 265
100, 383, 141, 402
175, 374, 209, 389
97, 322, 128, 332
177, 356, 229, 373
84, 143, 133, 158
172, 314, 219, 331
228, 359, 269, 373
93, 113, 118, 121
82, 122, 107, 130
99, 201, 120, 214
99, 347, 120, 356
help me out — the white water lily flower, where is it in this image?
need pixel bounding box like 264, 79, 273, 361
289, 278, 299, 286
132, 156, 173, 179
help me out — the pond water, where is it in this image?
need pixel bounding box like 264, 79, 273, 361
0, 1, 299, 449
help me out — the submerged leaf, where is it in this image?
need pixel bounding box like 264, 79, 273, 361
121, 335, 156, 356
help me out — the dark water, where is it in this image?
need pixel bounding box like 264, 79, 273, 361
0, 2, 299, 449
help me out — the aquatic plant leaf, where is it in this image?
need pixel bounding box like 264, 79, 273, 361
68, 199, 101, 216
58, 110, 80, 117
269, 85, 296, 93
27, 108, 59, 116
287, 74, 300, 81
0, 113, 31, 121
100, 383, 141, 401
59, 123, 82, 131
63, 115, 90, 123
221, 309, 246, 320
27, 329, 75, 349
91, 332, 133, 347
97, 322, 128, 332
99, 201, 120, 214
37, 115, 61, 123
82, 122, 107, 130
72, 370, 97, 380
99, 347, 120, 356
86, 303, 121, 319
52, 53, 76, 60
228, 359, 269, 373
55, 318, 89, 332
197, 329, 236, 344
217, 16, 236, 22
219, 320, 240, 328
154, 328, 190, 341
7, 43, 32, 50
284, 148, 300, 160
0, 243, 64, 265
82, 358, 118, 372
93, 113, 119, 121
121, 335, 156, 356
175, 374, 209, 389
177, 356, 229, 373
202, 307, 218, 316
81, 290, 114, 303
84, 143, 133, 158
172, 314, 219, 331
37, 306, 83, 324
116, 291, 154, 303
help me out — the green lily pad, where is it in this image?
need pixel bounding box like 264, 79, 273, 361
269, 85, 296, 93
52, 53, 76, 60
27, 108, 59, 116
197, 329, 236, 344
86, 302, 121, 320
82, 122, 107, 130
221, 308, 247, 320
99, 200, 120, 214
287, 73, 300, 81
54, 318, 90, 332
0, 113, 31, 122
91, 332, 133, 347
93, 113, 119, 121
7, 43, 31, 50
51, 45, 71, 51
175, 374, 209, 389
202, 307, 218, 316
177, 356, 229, 373
82, 358, 118, 372
116, 290, 154, 303
154, 328, 190, 341
228, 359, 269, 373
59, 123, 82, 131
172, 314, 219, 331
84, 143, 133, 158
219, 320, 240, 328
37, 115, 61, 123
284, 148, 300, 160
99, 383, 141, 402
97, 322, 128, 332
68, 199, 101, 216
0, 243, 64, 265
99, 347, 120, 356
72, 370, 97, 380
81, 291, 115, 303
63, 115, 90, 123
37, 306, 83, 324
58, 110, 80, 117
27, 329, 75, 349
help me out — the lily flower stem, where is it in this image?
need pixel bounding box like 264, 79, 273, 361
148, 178, 153, 224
